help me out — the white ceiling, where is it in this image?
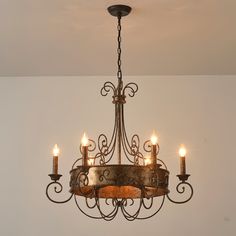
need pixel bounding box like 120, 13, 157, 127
0, 0, 236, 76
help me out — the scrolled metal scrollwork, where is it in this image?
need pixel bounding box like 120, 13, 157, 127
167, 181, 193, 204
101, 81, 116, 97
96, 198, 120, 221
85, 197, 98, 209
97, 134, 109, 155
130, 134, 140, 155
79, 139, 96, 155
143, 140, 160, 155
74, 195, 103, 220
141, 197, 154, 210
136, 195, 166, 220
122, 82, 138, 97
99, 169, 111, 182
46, 181, 73, 204
120, 198, 143, 221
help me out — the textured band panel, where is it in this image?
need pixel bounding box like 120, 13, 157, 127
70, 164, 169, 199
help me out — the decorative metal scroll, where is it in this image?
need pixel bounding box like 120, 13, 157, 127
167, 181, 194, 204
46, 180, 73, 204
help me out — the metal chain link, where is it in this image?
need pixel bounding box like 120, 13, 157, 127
117, 14, 122, 81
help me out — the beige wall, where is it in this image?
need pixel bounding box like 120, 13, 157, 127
0, 76, 235, 235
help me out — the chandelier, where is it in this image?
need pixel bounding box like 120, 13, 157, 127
46, 4, 193, 221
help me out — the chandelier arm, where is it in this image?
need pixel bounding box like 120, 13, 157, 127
116, 104, 122, 164
121, 104, 132, 151
46, 181, 73, 204
120, 104, 144, 163
121, 132, 135, 164
107, 106, 119, 150
74, 195, 103, 220
121, 137, 135, 163
95, 105, 118, 164
121, 105, 138, 155
166, 181, 194, 204
105, 105, 119, 158
120, 122, 135, 163
99, 107, 118, 155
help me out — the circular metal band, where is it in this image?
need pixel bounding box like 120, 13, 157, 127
70, 165, 169, 199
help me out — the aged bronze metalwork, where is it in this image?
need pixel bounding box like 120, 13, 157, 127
46, 4, 194, 221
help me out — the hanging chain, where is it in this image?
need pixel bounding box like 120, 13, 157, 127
117, 14, 122, 82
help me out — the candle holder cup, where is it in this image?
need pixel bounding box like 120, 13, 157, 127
177, 174, 190, 182
49, 174, 62, 182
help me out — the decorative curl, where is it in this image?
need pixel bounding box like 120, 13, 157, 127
96, 198, 120, 221
79, 139, 96, 155
101, 81, 116, 96
167, 182, 193, 204
46, 181, 73, 204
98, 134, 108, 155
88, 139, 96, 152
131, 135, 140, 155
122, 82, 138, 97
142, 197, 154, 210
99, 169, 111, 182
74, 195, 103, 220
143, 140, 160, 155
85, 197, 98, 209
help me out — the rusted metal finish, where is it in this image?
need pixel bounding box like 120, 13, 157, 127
70, 164, 169, 199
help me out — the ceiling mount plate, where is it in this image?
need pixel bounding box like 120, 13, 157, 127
107, 5, 132, 17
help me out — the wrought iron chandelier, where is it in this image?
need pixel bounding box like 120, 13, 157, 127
46, 4, 193, 221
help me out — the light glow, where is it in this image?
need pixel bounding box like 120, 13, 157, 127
179, 146, 187, 157
144, 156, 152, 166
87, 158, 94, 166
53, 144, 60, 156
81, 133, 89, 147
151, 132, 158, 145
